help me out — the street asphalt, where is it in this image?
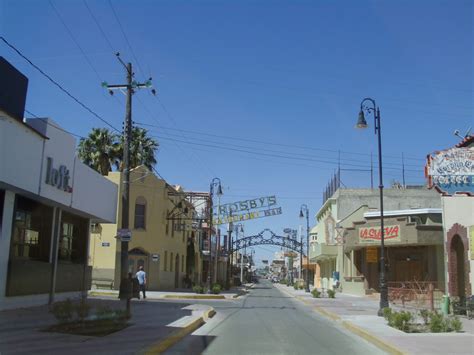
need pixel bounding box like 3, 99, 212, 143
165, 279, 386, 355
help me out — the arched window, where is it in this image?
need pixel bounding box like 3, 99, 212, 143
134, 196, 146, 229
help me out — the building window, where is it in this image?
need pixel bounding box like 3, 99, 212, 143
182, 255, 184, 272
170, 252, 173, 271
164, 251, 168, 271
134, 197, 146, 229
59, 222, 74, 260
10, 195, 53, 262
60, 212, 88, 263
171, 220, 175, 238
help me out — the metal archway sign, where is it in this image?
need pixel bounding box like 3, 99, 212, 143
231, 229, 302, 253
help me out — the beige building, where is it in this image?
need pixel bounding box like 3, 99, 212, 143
89, 166, 202, 290
342, 208, 444, 296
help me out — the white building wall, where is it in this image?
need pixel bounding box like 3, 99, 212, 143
0, 113, 44, 194
441, 195, 474, 295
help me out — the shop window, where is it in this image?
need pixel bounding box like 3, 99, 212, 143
60, 212, 88, 263
164, 251, 168, 271
134, 197, 146, 229
10, 195, 53, 262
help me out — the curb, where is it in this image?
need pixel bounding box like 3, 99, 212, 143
163, 295, 225, 300
143, 307, 215, 354
342, 321, 406, 355
275, 284, 405, 355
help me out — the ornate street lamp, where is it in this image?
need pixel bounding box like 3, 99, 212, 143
356, 97, 388, 316
299, 204, 310, 292
208, 177, 223, 293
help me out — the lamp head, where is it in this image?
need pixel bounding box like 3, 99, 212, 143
299, 209, 304, 219
356, 110, 368, 129
217, 183, 223, 196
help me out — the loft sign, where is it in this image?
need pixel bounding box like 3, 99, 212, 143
45, 157, 72, 193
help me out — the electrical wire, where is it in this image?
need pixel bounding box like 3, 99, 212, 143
0, 36, 120, 132
135, 121, 426, 163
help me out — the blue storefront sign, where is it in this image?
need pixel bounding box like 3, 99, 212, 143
426, 147, 474, 195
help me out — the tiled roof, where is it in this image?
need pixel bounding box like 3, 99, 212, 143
455, 134, 474, 148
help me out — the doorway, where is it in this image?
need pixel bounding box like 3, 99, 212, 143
129, 248, 149, 276
451, 235, 466, 299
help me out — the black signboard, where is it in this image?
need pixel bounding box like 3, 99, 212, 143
0, 57, 28, 122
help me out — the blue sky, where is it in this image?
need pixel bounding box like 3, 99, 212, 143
1, 0, 472, 265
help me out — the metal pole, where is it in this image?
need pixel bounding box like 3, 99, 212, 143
299, 232, 303, 284
227, 228, 232, 289
213, 195, 221, 284
376, 107, 389, 315
207, 186, 213, 293
305, 210, 310, 292
120, 62, 132, 317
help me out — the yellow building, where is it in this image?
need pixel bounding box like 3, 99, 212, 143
89, 166, 202, 290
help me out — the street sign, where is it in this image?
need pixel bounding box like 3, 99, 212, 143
152, 254, 160, 262
117, 228, 132, 242
366, 247, 378, 263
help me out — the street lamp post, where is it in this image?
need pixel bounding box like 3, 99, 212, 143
299, 205, 310, 293
235, 224, 244, 284
356, 97, 388, 316
226, 221, 233, 290
208, 177, 223, 293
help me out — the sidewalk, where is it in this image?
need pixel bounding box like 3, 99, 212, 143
89, 283, 252, 300
275, 284, 474, 355
0, 298, 212, 354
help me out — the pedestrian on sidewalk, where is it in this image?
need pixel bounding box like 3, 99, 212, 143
136, 266, 147, 299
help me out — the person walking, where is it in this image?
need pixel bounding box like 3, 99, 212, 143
136, 266, 147, 299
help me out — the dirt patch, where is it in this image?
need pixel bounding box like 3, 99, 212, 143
44, 319, 130, 337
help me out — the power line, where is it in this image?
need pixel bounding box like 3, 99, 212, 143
49, 0, 103, 82
0, 36, 120, 132
107, 0, 146, 77
83, 0, 116, 52
25, 109, 85, 139
149, 134, 425, 173
143, 127, 422, 170
135, 121, 426, 162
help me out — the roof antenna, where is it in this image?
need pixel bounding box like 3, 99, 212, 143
454, 127, 472, 141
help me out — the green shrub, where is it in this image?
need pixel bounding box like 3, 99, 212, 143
279, 279, 287, 285
96, 306, 115, 319
311, 289, 321, 298
293, 283, 298, 290
299, 284, 305, 290
449, 316, 463, 332
211, 284, 221, 294
50, 299, 74, 323
382, 307, 392, 321
428, 311, 445, 333
75, 299, 91, 322
327, 289, 336, 298
392, 311, 412, 332
419, 309, 430, 325
193, 285, 205, 294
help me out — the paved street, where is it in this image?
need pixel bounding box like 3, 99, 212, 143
166, 280, 384, 355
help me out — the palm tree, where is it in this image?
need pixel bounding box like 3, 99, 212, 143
119, 127, 159, 170
77, 128, 121, 175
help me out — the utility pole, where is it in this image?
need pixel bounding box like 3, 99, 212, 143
103, 54, 154, 317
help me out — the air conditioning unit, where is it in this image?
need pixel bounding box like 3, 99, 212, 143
90, 223, 101, 234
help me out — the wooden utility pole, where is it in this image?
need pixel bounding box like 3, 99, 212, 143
103, 54, 153, 317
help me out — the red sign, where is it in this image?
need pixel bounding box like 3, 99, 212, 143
359, 225, 400, 243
